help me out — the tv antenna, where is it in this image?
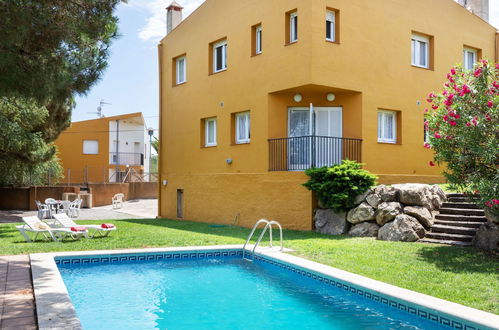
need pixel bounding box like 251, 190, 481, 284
88, 100, 111, 118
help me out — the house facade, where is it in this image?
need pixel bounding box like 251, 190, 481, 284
158, 0, 499, 230
55, 113, 152, 184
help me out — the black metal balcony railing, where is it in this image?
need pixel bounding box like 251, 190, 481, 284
269, 136, 362, 171
109, 152, 144, 166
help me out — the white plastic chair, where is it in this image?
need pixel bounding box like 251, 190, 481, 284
58, 200, 71, 215
16, 216, 88, 242
69, 199, 82, 218
112, 193, 125, 209
53, 213, 117, 238
35, 200, 50, 219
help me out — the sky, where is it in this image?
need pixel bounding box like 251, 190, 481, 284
72, 0, 499, 135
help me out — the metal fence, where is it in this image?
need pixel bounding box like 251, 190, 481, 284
268, 136, 362, 171
58, 166, 158, 185
109, 152, 144, 166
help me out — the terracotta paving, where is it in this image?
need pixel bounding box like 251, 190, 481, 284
0, 255, 37, 330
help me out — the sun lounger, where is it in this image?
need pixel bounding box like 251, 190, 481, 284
16, 216, 89, 242
53, 213, 117, 238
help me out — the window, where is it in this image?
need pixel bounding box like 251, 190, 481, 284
463, 47, 477, 70
255, 25, 263, 54
213, 39, 227, 73
288, 11, 298, 43
205, 118, 217, 147
83, 140, 99, 154
378, 111, 397, 143
411, 34, 430, 68
235, 112, 250, 144
176, 56, 186, 84
326, 10, 336, 42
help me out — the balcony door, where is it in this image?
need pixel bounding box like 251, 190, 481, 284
288, 107, 342, 169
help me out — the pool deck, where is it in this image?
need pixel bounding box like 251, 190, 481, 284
0, 255, 37, 330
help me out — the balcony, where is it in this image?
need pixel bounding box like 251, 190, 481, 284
109, 152, 144, 166
268, 136, 362, 171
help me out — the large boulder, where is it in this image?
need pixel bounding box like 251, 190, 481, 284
366, 193, 382, 208
375, 202, 402, 226
314, 209, 349, 235
430, 185, 447, 203
378, 214, 426, 242
473, 223, 499, 251
347, 202, 376, 224
375, 185, 399, 202
348, 222, 380, 237
354, 189, 372, 205
484, 208, 499, 224
404, 206, 434, 229
393, 184, 432, 208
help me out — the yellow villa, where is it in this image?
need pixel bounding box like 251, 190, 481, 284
55, 113, 152, 184
158, 0, 499, 230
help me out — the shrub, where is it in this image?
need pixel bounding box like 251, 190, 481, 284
303, 160, 377, 212
425, 60, 498, 215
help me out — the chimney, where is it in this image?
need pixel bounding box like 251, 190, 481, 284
457, 0, 489, 22
166, 1, 183, 34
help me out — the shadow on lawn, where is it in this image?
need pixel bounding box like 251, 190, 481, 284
121, 218, 351, 243
415, 245, 498, 274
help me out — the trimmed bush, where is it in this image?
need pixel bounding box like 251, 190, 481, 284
303, 160, 378, 212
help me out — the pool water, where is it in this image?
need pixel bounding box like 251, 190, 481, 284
59, 257, 447, 330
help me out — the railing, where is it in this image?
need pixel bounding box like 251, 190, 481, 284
268, 136, 362, 171
109, 152, 144, 166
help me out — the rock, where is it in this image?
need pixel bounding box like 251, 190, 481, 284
378, 214, 426, 242
430, 185, 447, 203
404, 206, 434, 229
347, 202, 376, 224
393, 184, 431, 208
366, 193, 382, 208
484, 208, 499, 224
348, 222, 380, 237
354, 189, 372, 205
375, 202, 402, 226
375, 185, 399, 202
473, 223, 499, 251
314, 209, 349, 235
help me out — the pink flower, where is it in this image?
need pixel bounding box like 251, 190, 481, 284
485, 114, 491, 121
462, 85, 471, 94
472, 117, 478, 126
474, 69, 482, 77
494, 199, 499, 205
434, 132, 442, 139
446, 135, 454, 140
466, 122, 471, 127
424, 143, 431, 149
454, 114, 460, 119
443, 115, 449, 122
496, 63, 499, 70
487, 100, 493, 108
486, 201, 493, 207
480, 59, 488, 65
450, 68, 456, 75
429, 161, 436, 167
449, 121, 457, 126
432, 105, 438, 110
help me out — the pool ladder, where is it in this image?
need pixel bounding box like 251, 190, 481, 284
242, 219, 283, 261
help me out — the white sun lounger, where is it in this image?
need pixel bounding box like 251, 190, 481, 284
16, 216, 89, 242
53, 213, 117, 238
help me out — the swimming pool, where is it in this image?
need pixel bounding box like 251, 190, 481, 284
33, 247, 497, 330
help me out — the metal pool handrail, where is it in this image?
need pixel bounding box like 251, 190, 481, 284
242, 219, 283, 261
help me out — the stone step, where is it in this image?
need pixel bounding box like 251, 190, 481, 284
441, 202, 480, 209
431, 224, 479, 236
425, 232, 474, 242
419, 238, 473, 247
434, 220, 483, 228
446, 193, 480, 198
434, 214, 487, 222
447, 196, 479, 203
439, 208, 485, 216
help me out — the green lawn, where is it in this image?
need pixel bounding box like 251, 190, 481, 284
1, 219, 498, 314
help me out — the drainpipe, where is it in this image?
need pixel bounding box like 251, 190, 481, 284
115, 120, 120, 183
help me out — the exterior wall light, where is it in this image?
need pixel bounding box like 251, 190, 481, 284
327, 93, 336, 102
226, 158, 233, 165
293, 94, 302, 103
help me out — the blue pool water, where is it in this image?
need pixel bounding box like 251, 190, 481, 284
58, 255, 449, 330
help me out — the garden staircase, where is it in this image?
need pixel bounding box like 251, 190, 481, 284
419, 193, 486, 247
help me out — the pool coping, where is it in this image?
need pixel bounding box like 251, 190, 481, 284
31, 245, 499, 330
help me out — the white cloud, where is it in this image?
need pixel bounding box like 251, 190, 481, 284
127, 0, 205, 43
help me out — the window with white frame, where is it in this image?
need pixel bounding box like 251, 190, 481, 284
205, 118, 217, 147
176, 56, 186, 84
235, 112, 250, 144
213, 40, 227, 73
378, 110, 397, 143
463, 47, 477, 70
411, 34, 430, 68
83, 140, 99, 154
326, 10, 336, 42
255, 25, 262, 54
289, 12, 298, 43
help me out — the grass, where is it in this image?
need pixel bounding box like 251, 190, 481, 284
1, 218, 498, 314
